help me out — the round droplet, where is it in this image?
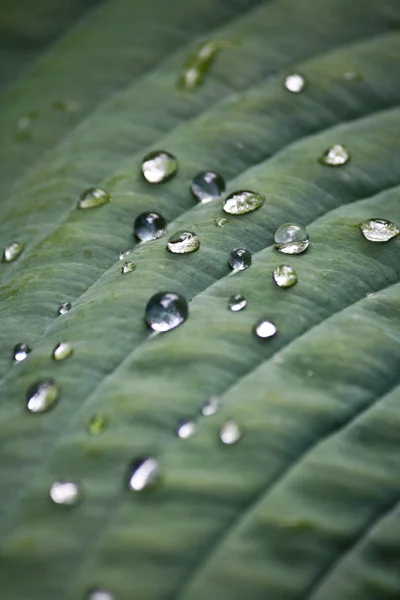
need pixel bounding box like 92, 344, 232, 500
254, 319, 277, 339
2, 241, 24, 263
201, 396, 221, 416
177, 420, 197, 439
166, 231, 200, 254
228, 248, 252, 271
319, 144, 350, 166
52, 341, 73, 361
87, 591, 115, 600
145, 291, 188, 332
274, 223, 309, 254
58, 300, 71, 315
273, 264, 298, 288
128, 457, 161, 491
215, 218, 228, 228
134, 211, 167, 242
13, 343, 31, 363
359, 218, 399, 242
284, 73, 306, 93
121, 261, 136, 274
77, 188, 110, 209
119, 249, 132, 260
88, 414, 108, 436
26, 379, 59, 413
190, 171, 225, 203
228, 293, 247, 311
141, 150, 178, 183
50, 481, 82, 505
219, 420, 242, 445
223, 190, 264, 215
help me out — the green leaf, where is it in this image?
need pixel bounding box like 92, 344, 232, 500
1, 0, 400, 598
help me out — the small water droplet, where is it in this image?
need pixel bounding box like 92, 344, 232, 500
145, 291, 188, 332
254, 319, 277, 339
223, 190, 264, 215
119, 249, 132, 260
58, 300, 71, 315
228, 293, 247, 311
77, 188, 111, 209
87, 414, 108, 436
178, 40, 231, 89
53, 99, 81, 116
134, 211, 167, 242
201, 396, 221, 416
13, 343, 31, 362
274, 223, 309, 254
50, 481, 82, 505
343, 70, 363, 82
215, 218, 228, 228
87, 591, 115, 600
128, 457, 161, 491
26, 379, 59, 413
228, 248, 252, 271
219, 420, 242, 445
359, 218, 399, 242
2, 241, 24, 263
273, 264, 298, 288
167, 231, 200, 254
284, 73, 306, 93
141, 150, 178, 183
121, 261, 136, 274
190, 171, 225, 203
319, 144, 350, 166
52, 341, 73, 361
177, 420, 197, 439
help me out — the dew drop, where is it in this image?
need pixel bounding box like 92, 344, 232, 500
177, 420, 197, 439
119, 249, 132, 260
343, 70, 363, 82
284, 73, 306, 93
178, 40, 231, 89
134, 211, 167, 242
58, 300, 71, 315
359, 218, 399, 242
190, 171, 225, 203
228, 248, 252, 271
77, 187, 111, 209
254, 319, 277, 339
167, 231, 200, 254
274, 223, 309, 254
145, 291, 188, 332
128, 457, 161, 491
15, 115, 33, 138
26, 379, 59, 413
50, 481, 82, 505
87, 591, 115, 600
2, 241, 24, 263
87, 414, 108, 436
13, 343, 31, 363
273, 264, 298, 288
121, 261, 136, 274
228, 293, 247, 311
219, 420, 242, 445
223, 190, 264, 215
52, 341, 73, 361
202, 396, 221, 416
215, 218, 228, 228
319, 144, 350, 166
141, 150, 178, 183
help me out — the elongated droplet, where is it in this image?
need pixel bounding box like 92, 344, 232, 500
284, 73, 306, 93
119, 249, 132, 260
52, 341, 73, 361
343, 70, 363, 81
202, 396, 221, 416
273, 264, 298, 288
178, 40, 231, 89
275, 223, 309, 254
177, 420, 197, 439
228, 293, 247, 311
121, 261, 136, 274
319, 144, 350, 166
141, 150, 178, 183
145, 291, 188, 332
190, 171, 225, 203
359, 218, 399, 242
87, 591, 115, 600
228, 248, 252, 271
220, 420, 242, 445
215, 218, 228, 228
223, 190, 264, 215
13, 343, 31, 363
58, 300, 71, 315
254, 319, 277, 339
77, 188, 110, 209
134, 211, 167, 242
50, 481, 82, 505
2, 241, 24, 263
128, 457, 161, 491
88, 414, 108, 436
26, 379, 59, 413
167, 231, 200, 254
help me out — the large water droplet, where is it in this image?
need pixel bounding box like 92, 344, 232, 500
228, 293, 247, 311
223, 190, 264, 215
359, 218, 399, 242
228, 248, 252, 271
13, 343, 31, 363
167, 231, 200, 254
128, 457, 161, 491
254, 319, 277, 339
121, 261, 136, 274
319, 144, 350, 166
88, 414, 108, 436
273, 264, 298, 288
215, 218, 228, 228
177, 420, 197, 439
50, 481, 82, 505
26, 379, 59, 413
2, 241, 24, 263
178, 40, 231, 89
77, 188, 111, 209
219, 420, 242, 445
141, 150, 178, 183
134, 211, 167, 242
58, 300, 71, 315
274, 223, 309, 254
87, 591, 115, 600
190, 171, 225, 203
145, 291, 188, 332
202, 396, 221, 416
52, 341, 73, 361
284, 73, 306, 93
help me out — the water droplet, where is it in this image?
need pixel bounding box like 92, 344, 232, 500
201, 396, 221, 416
50, 481, 82, 505
141, 150, 178, 183
254, 319, 277, 339
359, 218, 399, 242
219, 420, 242, 445
343, 70, 363, 82
177, 420, 197, 439
26, 379, 59, 413
77, 188, 111, 209
15, 112, 38, 139
167, 231, 200, 254
228, 293, 247, 311
178, 40, 231, 89
274, 223, 309, 254
190, 171, 225, 203
215, 218, 228, 228
223, 190, 264, 215
13, 343, 31, 362
228, 248, 252, 271
121, 261, 136, 274
58, 300, 71, 315
319, 144, 350, 166
119, 249, 132, 260
87, 414, 108, 436
2, 241, 24, 263
52, 341, 73, 361
134, 211, 167, 242
128, 457, 161, 491
273, 264, 298, 288
53, 99, 81, 117
87, 591, 115, 600
145, 292, 188, 332
284, 73, 306, 93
